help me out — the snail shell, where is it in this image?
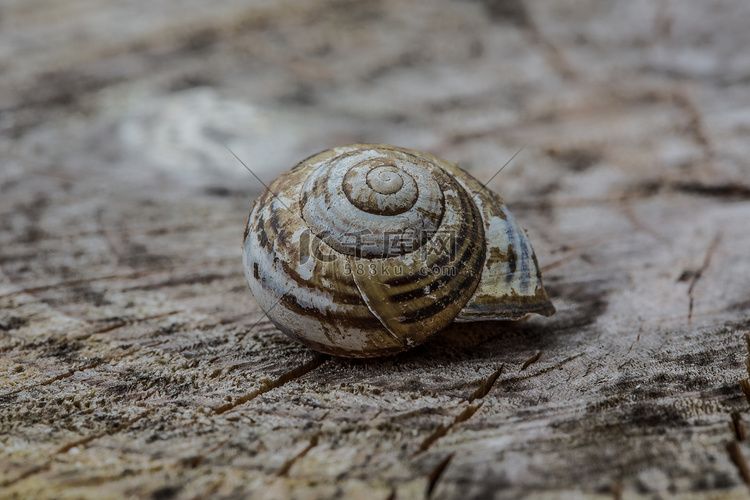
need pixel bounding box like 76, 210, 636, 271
243, 144, 554, 357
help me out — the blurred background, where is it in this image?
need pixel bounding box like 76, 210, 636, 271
4, 0, 748, 195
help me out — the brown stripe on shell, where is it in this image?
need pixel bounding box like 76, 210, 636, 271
380, 166, 482, 303
253, 207, 364, 306
388, 239, 477, 305
398, 272, 479, 323
248, 210, 404, 355
273, 287, 385, 331
247, 155, 376, 315
247, 231, 403, 356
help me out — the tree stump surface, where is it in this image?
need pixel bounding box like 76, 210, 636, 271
2, 1, 750, 498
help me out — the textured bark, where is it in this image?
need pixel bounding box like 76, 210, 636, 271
2, 1, 750, 498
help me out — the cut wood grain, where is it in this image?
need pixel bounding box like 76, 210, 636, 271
2, 0, 750, 498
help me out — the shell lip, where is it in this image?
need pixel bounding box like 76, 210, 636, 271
454, 299, 555, 322
455, 286, 556, 322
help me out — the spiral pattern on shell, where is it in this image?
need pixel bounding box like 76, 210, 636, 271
301, 147, 447, 258
243, 144, 554, 357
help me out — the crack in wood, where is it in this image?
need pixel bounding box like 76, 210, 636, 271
503, 353, 584, 385
57, 409, 152, 454
123, 272, 236, 292
88, 311, 182, 336
489, 0, 576, 80
2, 358, 106, 398
670, 89, 714, 161
181, 438, 231, 469
96, 208, 128, 269
607, 86, 715, 164
190, 478, 225, 500
214, 355, 327, 414
413, 365, 508, 457
1, 409, 152, 488
516, 177, 750, 217
536, 234, 616, 274
208, 361, 253, 379
468, 365, 504, 402
426, 453, 454, 498
741, 334, 750, 405
413, 362, 552, 456
521, 352, 542, 371
625, 325, 643, 357
0, 464, 51, 489
276, 434, 320, 477
415, 403, 483, 456
419, 365, 506, 456
0, 270, 167, 300
727, 441, 750, 487
671, 182, 750, 201
739, 379, 750, 406
620, 202, 669, 243
610, 479, 623, 500
0, 259, 236, 300
530, 30, 576, 81
0, 341, 164, 398
731, 412, 746, 442
687, 233, 721, 324
33, 310, 181, 345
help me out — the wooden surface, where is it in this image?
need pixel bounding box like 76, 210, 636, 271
2, 1, 750, 498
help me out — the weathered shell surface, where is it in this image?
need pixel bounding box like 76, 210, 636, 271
243, 144, 554, 357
